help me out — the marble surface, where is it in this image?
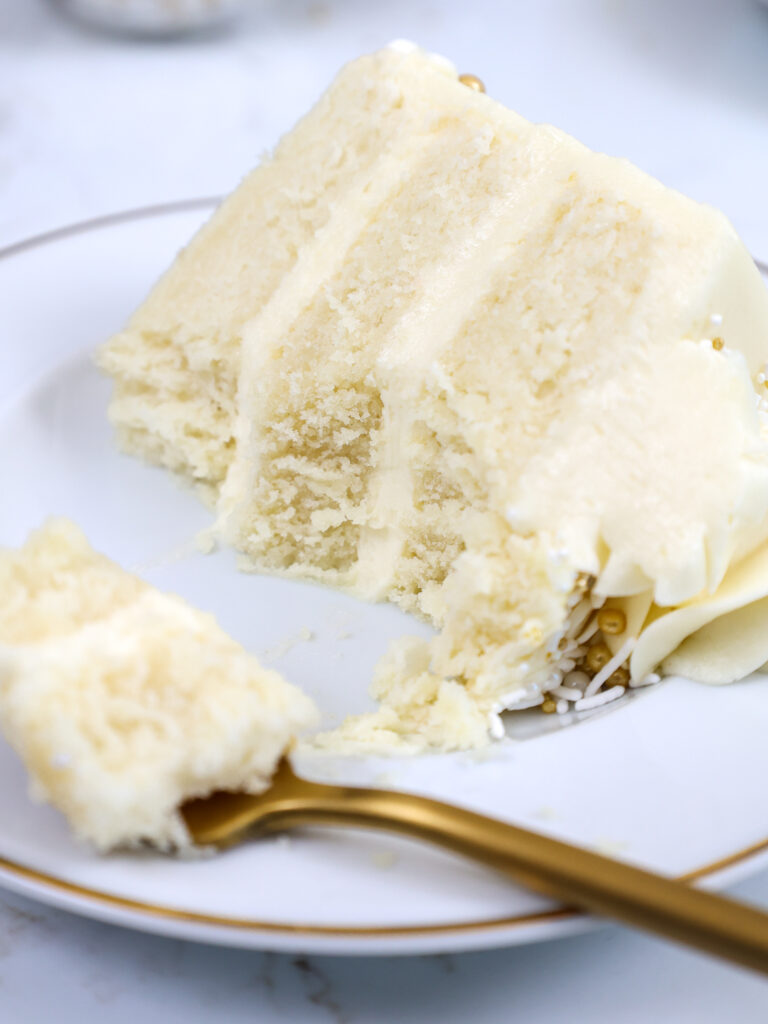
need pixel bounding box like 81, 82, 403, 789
1, 0, 768, 1018
1, 879, 768, 1022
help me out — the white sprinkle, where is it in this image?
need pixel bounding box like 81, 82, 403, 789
555, 699, 569, 714
551, 685, 584, 701
574, 685, 626, 712
501, 691, 544, 711
585, 637, 636, 696
51, 753, 71, 769
630, 672, 661, 689
710, 313, 723, 327
546, 630, 566, 654
563, 670, 590, 691
575, 617, 600, 645
567, 598, 593, 635
758, 373, 766, 385
488, 713, 506, 739
502, 688, 533, 704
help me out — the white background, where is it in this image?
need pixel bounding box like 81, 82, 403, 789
1, 0, 768, 1018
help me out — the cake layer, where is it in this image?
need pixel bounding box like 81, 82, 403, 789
0, 521, 317, 849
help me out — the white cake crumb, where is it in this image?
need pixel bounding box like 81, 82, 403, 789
593, 838, 629, 856
194, 527, 217, 555
263, 627, 316, 662
532, 806, 558, 821
373, 771, 399, 787
371, 850, 398, 870
0, 520, 318, 851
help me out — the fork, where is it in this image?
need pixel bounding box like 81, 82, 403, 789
182, 757, 768, 974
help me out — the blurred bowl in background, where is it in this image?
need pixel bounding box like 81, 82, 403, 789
50, 0, 248, 37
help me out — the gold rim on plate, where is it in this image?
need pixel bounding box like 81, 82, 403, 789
0, 204, 766, 942
1, 835, 767, 938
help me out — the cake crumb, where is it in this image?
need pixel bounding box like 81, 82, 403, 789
194, 528, 217, 555
371, 850, 398, 870
373, 771, 399, 787
0, 519, 317, 851
532, 806, 558, 821
263, 627, 316, 662
593, 838, 629, 856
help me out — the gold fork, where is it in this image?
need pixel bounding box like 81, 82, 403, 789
182, 757, 768, 974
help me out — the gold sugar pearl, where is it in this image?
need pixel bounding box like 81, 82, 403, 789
712, 337, 724, 351
459, 73, 486, 93
586, 642, 612, 673
607, 666, 630, 688
541, 698, 557, 714
597, 607, 627, 636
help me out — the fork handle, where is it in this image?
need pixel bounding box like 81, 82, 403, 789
257, 777, 768, 974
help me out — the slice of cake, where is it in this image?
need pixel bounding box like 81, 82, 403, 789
0, 520, 317, 849
100, 45, 768, 750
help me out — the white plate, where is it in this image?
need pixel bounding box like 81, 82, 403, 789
0, 203, 767, 956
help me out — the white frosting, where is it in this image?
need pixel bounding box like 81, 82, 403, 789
631, 536, 768, 682
513, 341, 768, 607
